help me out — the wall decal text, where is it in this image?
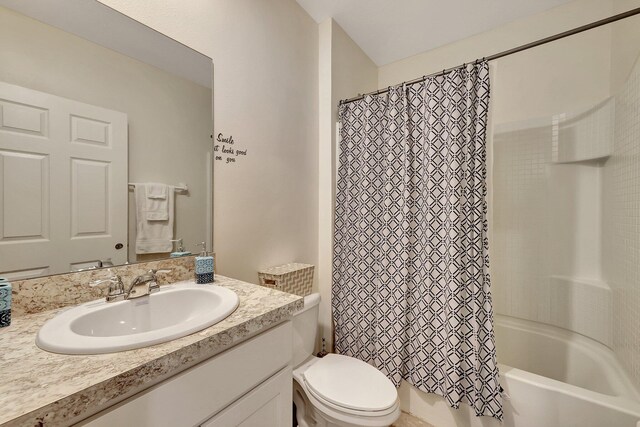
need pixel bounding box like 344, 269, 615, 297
214, 133, 248, 164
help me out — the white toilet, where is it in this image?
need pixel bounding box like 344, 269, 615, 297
292, 293, 401, 427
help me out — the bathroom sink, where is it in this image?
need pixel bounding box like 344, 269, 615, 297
36, 282, 239, 355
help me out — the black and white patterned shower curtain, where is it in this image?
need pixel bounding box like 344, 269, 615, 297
332, 61, 502, 419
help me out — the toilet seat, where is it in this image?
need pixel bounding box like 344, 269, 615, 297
304, 384, 399, 418
302, 354, 398, 416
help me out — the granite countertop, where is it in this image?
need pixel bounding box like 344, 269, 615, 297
0, 275, 303, 427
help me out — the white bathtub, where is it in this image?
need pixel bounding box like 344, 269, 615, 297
493, 315, 640, 427
400, 315, 640, 427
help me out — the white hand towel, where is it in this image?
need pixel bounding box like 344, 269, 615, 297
143, 183, 169, 221
134, 184, 174, 254
145, 183, 168, 199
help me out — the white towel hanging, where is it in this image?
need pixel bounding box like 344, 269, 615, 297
133, 183, 174, 254
145, 182, 168, 200
142, 183, 170, 221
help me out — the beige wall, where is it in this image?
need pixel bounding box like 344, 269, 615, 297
378, 0, 616, 89
317, 19, 377, 350
96, 3, 376, 353
611, 0, 640, 93
98, 0, 320, 285
0, 6, 212, 264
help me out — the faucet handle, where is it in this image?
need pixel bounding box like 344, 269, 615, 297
89, 278, 116, 287
90, 269, 120, 286
90, 270, 125, 302
148, 269, 171, 282
146, 269, 171, 293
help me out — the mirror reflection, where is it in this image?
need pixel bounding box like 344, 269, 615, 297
0, 2, 213, 279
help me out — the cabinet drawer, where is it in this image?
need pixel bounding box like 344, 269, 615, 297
81, 321, 292, 427
201, 366, 292, 427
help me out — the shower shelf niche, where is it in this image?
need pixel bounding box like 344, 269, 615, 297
551, 98, 614, 164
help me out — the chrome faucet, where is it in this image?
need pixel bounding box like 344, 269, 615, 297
90, 269, 171, 302
124, 269, 171, 299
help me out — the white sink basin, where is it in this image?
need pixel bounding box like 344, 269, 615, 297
36, 282, 239, 355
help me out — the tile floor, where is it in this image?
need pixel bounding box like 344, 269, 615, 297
392, 411, 435, 427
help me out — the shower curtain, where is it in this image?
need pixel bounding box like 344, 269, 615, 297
332, 61, 502, 419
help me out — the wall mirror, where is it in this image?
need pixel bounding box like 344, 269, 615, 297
0, 0, 213, 280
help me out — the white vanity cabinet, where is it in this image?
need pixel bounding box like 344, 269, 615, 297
80, 321, 293, 427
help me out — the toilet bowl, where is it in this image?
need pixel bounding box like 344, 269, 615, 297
292, 293, 400, 427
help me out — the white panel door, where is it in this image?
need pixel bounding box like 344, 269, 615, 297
0, 82, 127, 279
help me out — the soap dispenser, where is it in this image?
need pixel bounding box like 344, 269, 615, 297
195, 242, 214, 284
170, 239, 191, 258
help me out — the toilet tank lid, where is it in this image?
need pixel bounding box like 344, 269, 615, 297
303, 354, 397, 412
304, 293, 320, 307
296, 293, 320, 315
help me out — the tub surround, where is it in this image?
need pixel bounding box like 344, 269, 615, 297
0, 275, 302, 426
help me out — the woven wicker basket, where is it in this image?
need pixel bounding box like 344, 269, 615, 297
258, 263, 314, 296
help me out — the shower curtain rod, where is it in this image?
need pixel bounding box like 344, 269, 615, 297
340, 6, 640, 105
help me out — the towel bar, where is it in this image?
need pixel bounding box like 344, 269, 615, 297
128, 183, 188, 192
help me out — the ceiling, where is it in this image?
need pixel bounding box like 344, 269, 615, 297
296, 0, 573, 66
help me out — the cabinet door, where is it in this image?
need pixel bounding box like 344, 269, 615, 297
202, 367, 292, 427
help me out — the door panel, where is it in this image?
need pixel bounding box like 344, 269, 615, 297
0, 150, 49, 240
0, 98, 49, 137
71, 158, 110, 237
70, 115, 111, 146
